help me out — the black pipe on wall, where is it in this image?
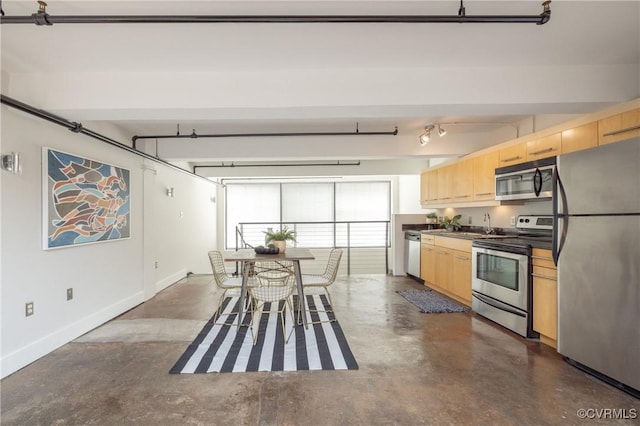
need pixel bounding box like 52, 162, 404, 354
0, 94, 220, 186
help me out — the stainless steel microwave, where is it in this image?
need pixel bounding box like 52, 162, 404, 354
495, 157, 556, 201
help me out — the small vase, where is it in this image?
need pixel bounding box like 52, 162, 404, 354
446, 225, 454, 232
273, 240, 287, 253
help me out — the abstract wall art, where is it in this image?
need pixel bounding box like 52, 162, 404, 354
43, 148, 131, 249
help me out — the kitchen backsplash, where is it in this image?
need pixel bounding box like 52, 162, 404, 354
416, 201, 552, 230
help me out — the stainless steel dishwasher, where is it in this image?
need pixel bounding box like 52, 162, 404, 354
404, 231, 421, 279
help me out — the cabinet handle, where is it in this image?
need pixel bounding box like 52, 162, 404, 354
529, 147, 555, 155
532, 273, 557, 281
437, 251, 449, 255
454, 255, 469, 260
455, 195, 470, 199
603, 124, 640, 137
500, 155, 521, 162
475, 192, 493, 196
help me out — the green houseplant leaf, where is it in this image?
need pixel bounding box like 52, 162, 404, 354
263, 226, 297, 243
441, 214, 462, 231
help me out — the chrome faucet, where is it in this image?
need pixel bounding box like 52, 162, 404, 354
484, 212, 493, 234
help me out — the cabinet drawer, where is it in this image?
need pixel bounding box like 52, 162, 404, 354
532, 249, 555, 268
532, 265, 557, 280
434, 236, 472, 252
421, 234, 435, 245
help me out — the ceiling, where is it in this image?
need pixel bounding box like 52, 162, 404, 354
1, 1, 639, 174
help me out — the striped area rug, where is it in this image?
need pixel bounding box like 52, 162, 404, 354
170, 295, 358, 373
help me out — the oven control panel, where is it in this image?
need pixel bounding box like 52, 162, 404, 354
516, 215, 552, 231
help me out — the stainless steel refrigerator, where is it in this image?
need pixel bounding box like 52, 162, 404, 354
553, 136, 640, 397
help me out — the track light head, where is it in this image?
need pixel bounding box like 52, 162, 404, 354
437, 124, 447, 137
419, 124, 435, 146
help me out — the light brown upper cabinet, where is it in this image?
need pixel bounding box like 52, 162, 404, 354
598, 108, 640, 145
427, 169, 439, 203
561, 122, 598, 155
420, 171, 430, 205
526, 133, 561, 161
498, 143, 527, 167
453, 159, 474, 201
473, 151, 499, 201
437, 165, 454, 202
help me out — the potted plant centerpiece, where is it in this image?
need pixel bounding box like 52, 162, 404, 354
441, 214, 462, 232
263, 226, 296, 253
425, 212, 438, 224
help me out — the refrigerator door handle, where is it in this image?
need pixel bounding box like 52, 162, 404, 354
553, 166, 569, 266
533, 168, 542, 197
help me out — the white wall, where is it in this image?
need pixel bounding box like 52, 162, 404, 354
0, 106, 217, 378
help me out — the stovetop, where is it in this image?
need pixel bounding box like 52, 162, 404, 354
472, 215, 553, 251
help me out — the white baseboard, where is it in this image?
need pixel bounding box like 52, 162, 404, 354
1, 291, 145, 379
155, 269, 187, 292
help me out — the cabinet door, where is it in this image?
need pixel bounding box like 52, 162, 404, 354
453, 159, 473, 202
420, 171, 430, 205
473, 151, 499, 201
598, 108, 640, 145
498, 144, 527, 167
434, 247, 453, 291
451, 250, 472, 304
526, 133, 561, 161
561, 122, 597, 154
420, 244, 436, 285
427, 169, 439, 202
437, 165, 454, 202
532, 275, 557, 341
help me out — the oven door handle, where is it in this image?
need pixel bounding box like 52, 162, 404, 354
472, 292, 526, 317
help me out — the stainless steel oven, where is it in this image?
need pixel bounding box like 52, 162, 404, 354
471, 215, 553, 338
472, 243, 533, 337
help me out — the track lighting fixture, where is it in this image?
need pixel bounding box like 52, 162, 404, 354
419, 125, 435, 146
419, 121, 520, 146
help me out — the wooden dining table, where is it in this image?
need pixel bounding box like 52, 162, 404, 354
223, 247, 316, 328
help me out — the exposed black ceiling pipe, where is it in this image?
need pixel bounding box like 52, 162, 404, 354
195, 161, 361, 171
0, 94, 222, 186
0, 1, 551, 25
131, 126, 398, 149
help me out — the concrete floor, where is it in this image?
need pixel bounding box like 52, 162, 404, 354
1, 274, 638, 425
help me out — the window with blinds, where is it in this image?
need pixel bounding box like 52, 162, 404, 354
225, 181, 390, 249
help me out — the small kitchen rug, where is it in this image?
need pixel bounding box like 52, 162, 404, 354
396, 289, 471, 313
170, 295, 358, 373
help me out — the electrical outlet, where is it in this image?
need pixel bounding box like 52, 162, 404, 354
67, 288, 73, 301
155, 261, 159, 269
25, 302, 34, 317
510, 216, 517, 226
468, 216, 472, 224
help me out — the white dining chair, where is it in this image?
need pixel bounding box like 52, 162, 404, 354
300, 248, 343, 323
248, 260, 297, 344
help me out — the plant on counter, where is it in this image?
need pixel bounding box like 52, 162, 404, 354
426, 212, 438, 224
441, 214, 462, 231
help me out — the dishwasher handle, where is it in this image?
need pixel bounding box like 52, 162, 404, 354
404, 232, 421, 241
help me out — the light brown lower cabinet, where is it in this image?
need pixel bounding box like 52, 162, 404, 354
532, 248, 557, 348
451, 251, 472, 303
420, 241, 436, 285
422, 235, 472, 306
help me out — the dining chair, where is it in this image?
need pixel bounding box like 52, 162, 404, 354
300, 248, 343, 323
248, 260, 297, 344
208, 250, 254, 322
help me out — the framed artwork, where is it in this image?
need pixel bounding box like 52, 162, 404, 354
43, 148, 131, 249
